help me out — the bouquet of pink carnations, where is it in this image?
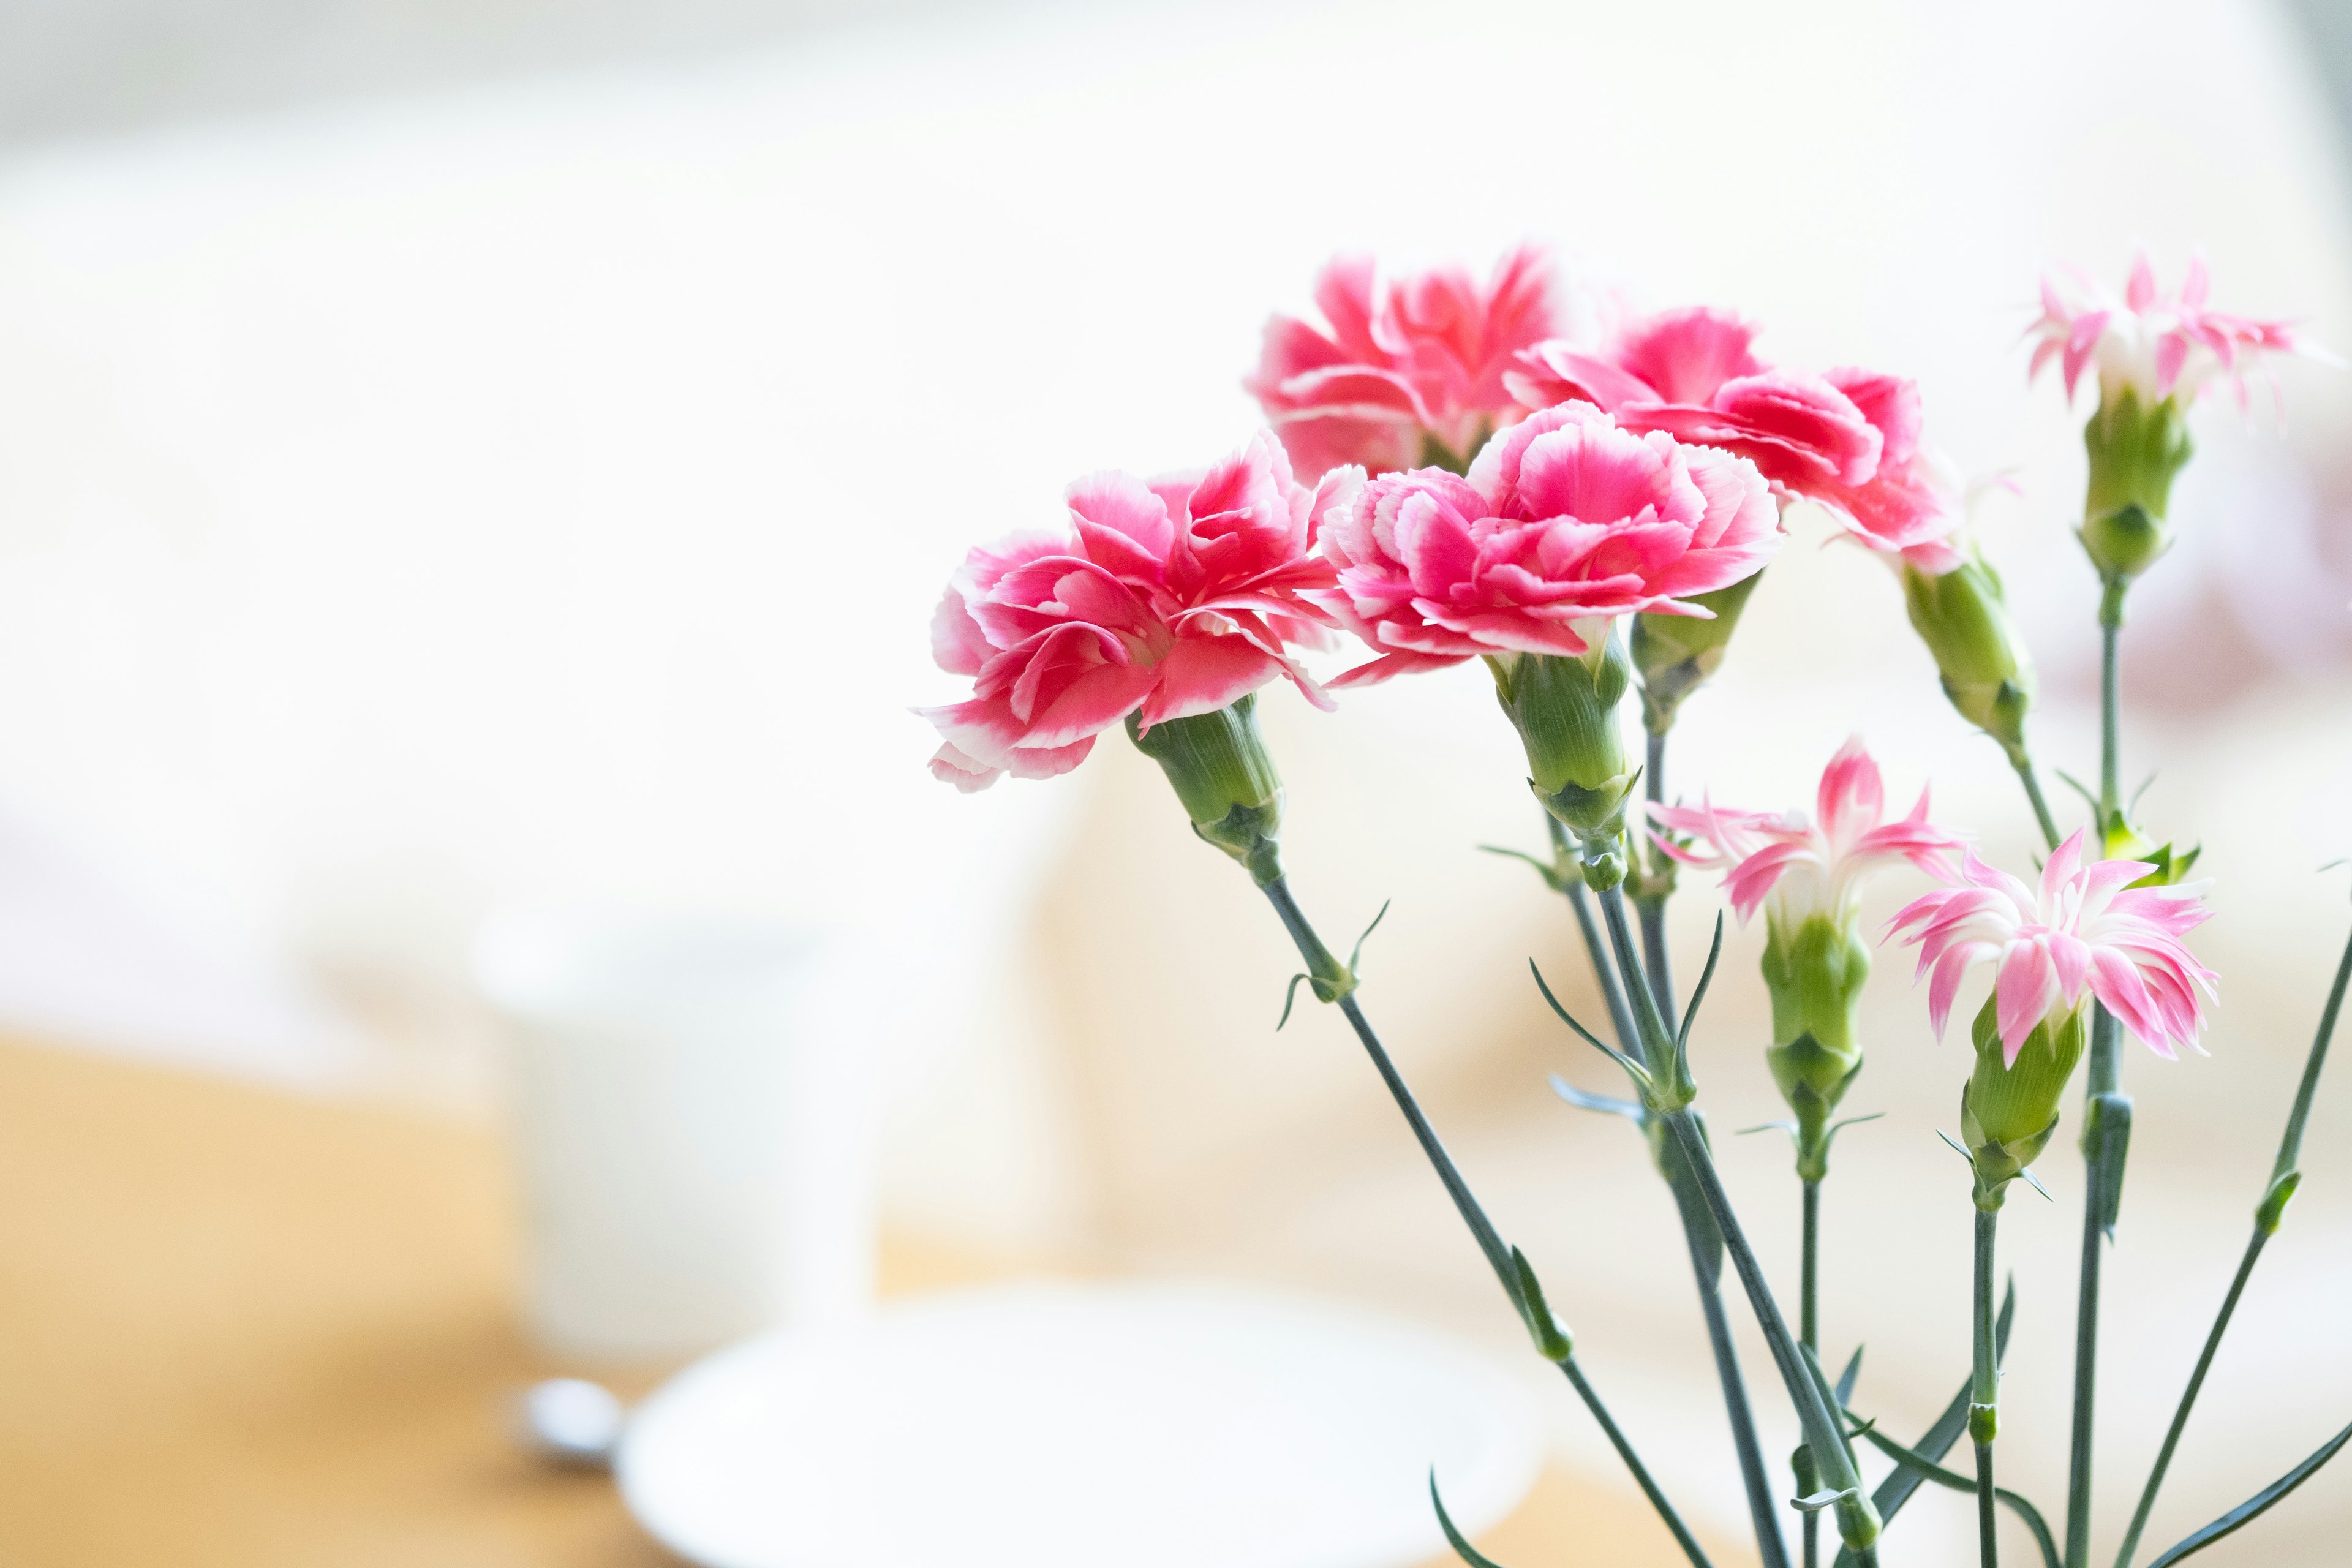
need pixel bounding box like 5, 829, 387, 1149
918, 246, 2348, 1568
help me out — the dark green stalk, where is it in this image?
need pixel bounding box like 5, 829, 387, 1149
1593, 881, 1879, 1558
1259, 877, 1712, 1568
2112, 916, 2352, 1568
1687, 1212, 1792, 1568
2015, 760, 2064, 853
1547, 815, 1785, 1568
1976, 1204, 2002, 1568
2067, 578, 2131, 1568
1640, 729, 1678, 1033
1804, 1177, 1823, 1568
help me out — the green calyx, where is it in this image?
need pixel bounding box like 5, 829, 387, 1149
1961, 993, 2089, 1206
2080, 386, 2192, 583
1901, 542, 2038, 769
1631, 570, 1765, 736
1762, 914, 1870, 1179
2103, 814, 2201, 888
1126, 694, 1286, 887
1490, 636, 1638, 846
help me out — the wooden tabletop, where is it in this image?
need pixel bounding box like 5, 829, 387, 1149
0, 1035, 1718, 1566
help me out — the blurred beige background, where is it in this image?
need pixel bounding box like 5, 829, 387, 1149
1, 0, 2350, 1564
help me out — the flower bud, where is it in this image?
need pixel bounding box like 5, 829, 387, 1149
1960, 993, 2087, 1206
1489, 633, 1638, 843
1899, 542, 2038, 770
1630, 570, 1765, 736
1125, 694, 1286, 886
1761, 914, 1869, 1178
2103, 816, 2201, 889
2080, 387, 2192, 584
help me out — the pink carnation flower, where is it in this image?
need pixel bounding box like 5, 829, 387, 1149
1507, 307, 1966, 573
1885, 829, 2216, 1063
922, 432, 1340, 791
1246, 244, 1564, 481
1311, 403, 1780, 687
1650, 738, 1963, 925
2028, 252, 2307, 407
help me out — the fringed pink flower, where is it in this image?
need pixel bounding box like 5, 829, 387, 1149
1310, 402, 1780, 686
922, 432, 1340, 790
1506, 307, 1967, 573
1649, 738, 1962, 926
1885, 830, 2216, 1063
2028, 253, 2309, 408
1246, 244, 1564, 481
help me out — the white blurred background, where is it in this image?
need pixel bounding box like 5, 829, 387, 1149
2, 0, 2351, 1562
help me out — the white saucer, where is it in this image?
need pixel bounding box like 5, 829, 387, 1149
617, 1280, 1545, 1568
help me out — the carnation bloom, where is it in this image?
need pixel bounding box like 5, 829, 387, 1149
1650, 738, 1963, 926
1885, 829, 2216, 1063
2027, 252, 2305, 408
1310, 402, 1779, 687
922, 432, 1338, 791
1507, 307, 1966, 573
1246, 244, 1564, 481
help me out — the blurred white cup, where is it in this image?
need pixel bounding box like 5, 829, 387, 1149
474, 908, 880, 1362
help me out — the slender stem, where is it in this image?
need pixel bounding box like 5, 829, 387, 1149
1664, 1104, 1880, 1562
1802, 1179, 1822, 1353
1562, 1357, 1718, 1568
2097, 579, 2125, 817
2069, 575, 2130, 1568
2067, 1011, 2118, 1568
1551, 812, 1783, 1568
1803, 1178, 1822, 1568
2113, 917, 2352, 1568
1975, 1204, 2002, 1568
1640, 730, 1678, 1034
1259, 877, 1712, 1568
2013, 759, 2064, 853
1687, 1206, 1792, 1568
2110, 1229, 2267, 1568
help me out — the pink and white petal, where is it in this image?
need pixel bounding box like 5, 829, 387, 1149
1131, 635, 1280, 728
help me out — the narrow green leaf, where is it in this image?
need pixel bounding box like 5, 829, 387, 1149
2143, 1415, 2352, 1568
1479, 844, 1565, 893
1838, 1278, 2015, 1562
1547, 1073, 1645, 1122
1672, 914, 1726, 1096
1529, 959, 1653, 1088
1792, 1487, 1857, 1513
1349, 900, 1392, 974
1276, 973, 1309, 1030
2054, 769, 2100, 815
1835, 1346, 1865, 1408
1431, 1472, 1515, 1568
1846, 1414, 2061, 1568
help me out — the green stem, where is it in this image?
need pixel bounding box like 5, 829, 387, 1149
1549, 813, 1785, 1568
1803, 1179, 1821, 1353
1259, 877, 1712, 1568
1804, 1178, 1823, 1568
2014, 759, 2064, 853
1640, 729, 1678, 1034
2112, 916, 2352, 1568
1553, 817, 1643, 1060
1662, 1102, 1880, 1561
1976, 1204, 2002, 1568
2069, 575, 2130, 1568
1563, 1356, 1719, 1568
1687, 1207, 1793, 1568
2098, 579, 2125, 816
2110, 1229, 2266, 1568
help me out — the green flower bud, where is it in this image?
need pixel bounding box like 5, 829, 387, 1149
1630, 570, 1765, 736
1126, 694, 1285, 887
1762, 914, 1869, 1179
1489, 635, 1637, 843
1961, 993, 2088, 1206
2080, 386, 2192, 583
2103, 816, 2201, 888
1900, 542, 2038, 769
